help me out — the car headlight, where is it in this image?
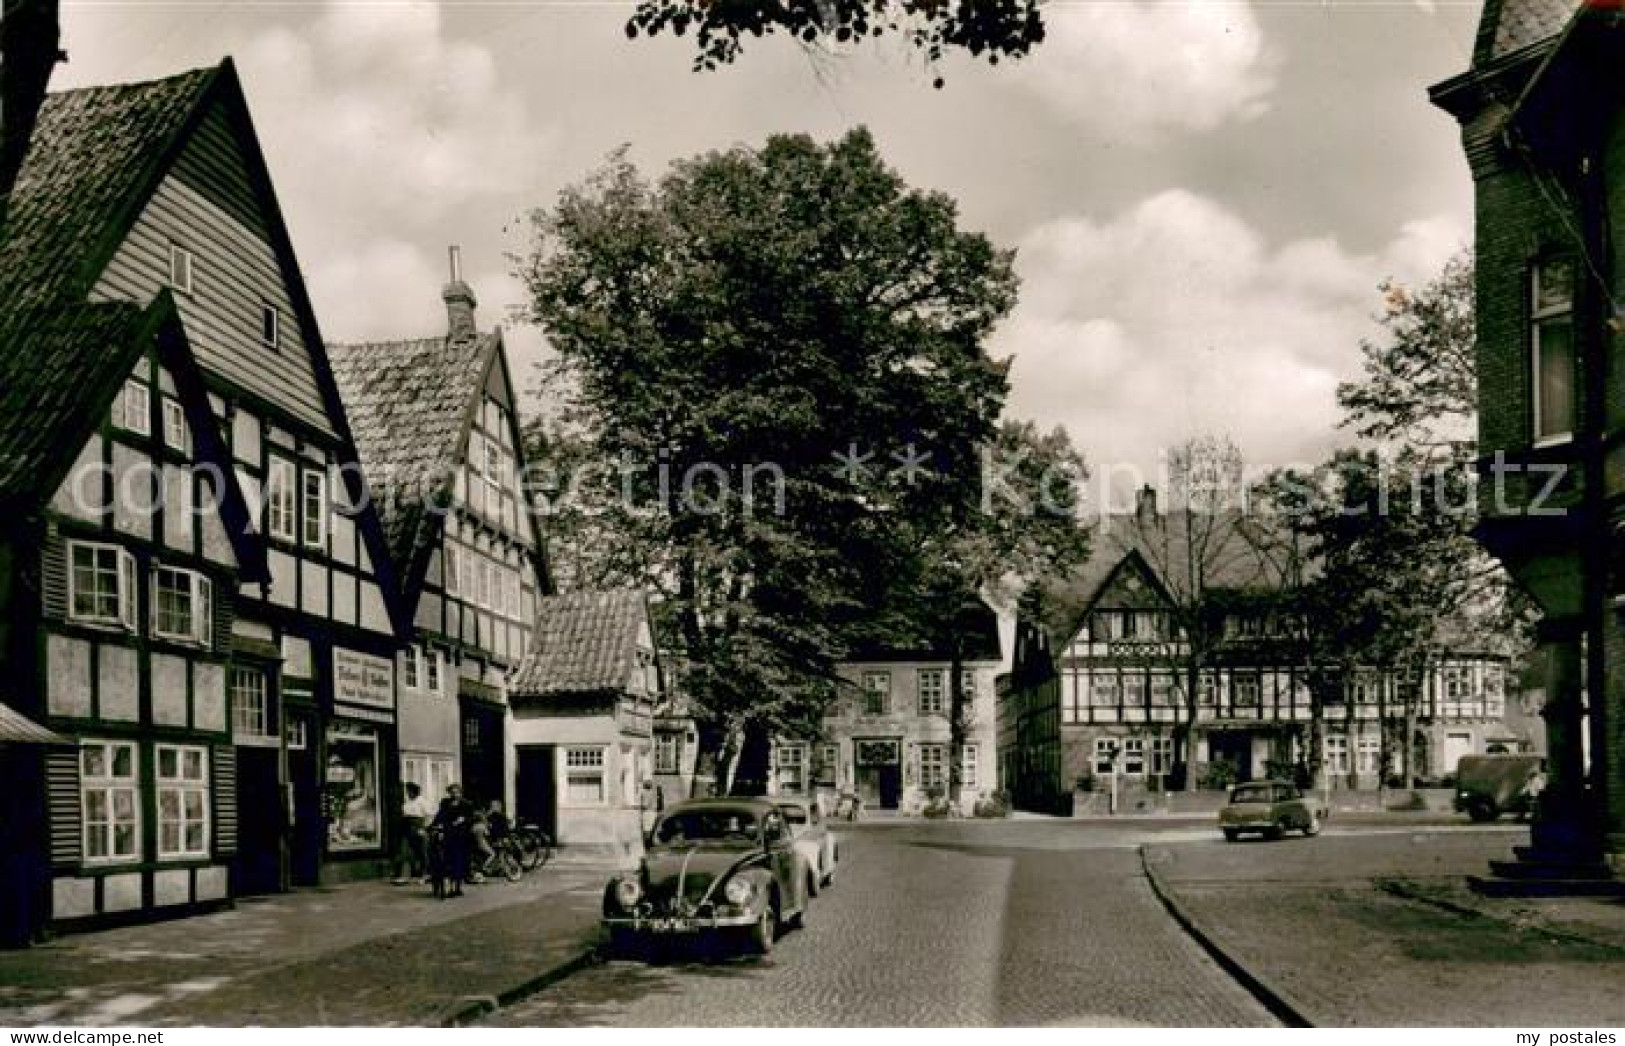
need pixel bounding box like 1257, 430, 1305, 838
614, 878, 642, 908
724, 878, 754, 906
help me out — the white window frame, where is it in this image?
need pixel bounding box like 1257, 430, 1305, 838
918, 669, 945, 715
919, 743, 946, 790
81, 740, 140, 864
266, 458, 296, 542
151, 564, 212, 647
654, 733, 681, 775
962, 744, 979, 788
231, 666, 271, 739
1093, 737, 1118, 776
425, 648, 442, 695
1090, 673, 1121, 708
168, 243, 194, 296
162, 397, 187, 453
68, 541, 138, 631
1151, 737, 1174, 776
156, 743, 210, 859
774, 742, 808, 793
1356, 735, 1381, 776
301, 469, 327, 548
564, 746, 607, 806
1326, 734, 1350, 776
1232, 673, 1262, 708
117, 379, 151, 435
403, 647, 421, 691
1122, 737, 1146, 776
818, 742, 839, 785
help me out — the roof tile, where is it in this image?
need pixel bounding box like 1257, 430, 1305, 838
511, 589, 650, 698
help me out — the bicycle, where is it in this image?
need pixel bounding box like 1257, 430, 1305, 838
473, 833, 525, 883
514, 822, 553, 871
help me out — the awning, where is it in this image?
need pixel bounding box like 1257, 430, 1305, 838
0, 702, 70, 745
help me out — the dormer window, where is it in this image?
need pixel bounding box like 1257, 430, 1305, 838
168, 244, 194, 296
1531, 257, 1576, 445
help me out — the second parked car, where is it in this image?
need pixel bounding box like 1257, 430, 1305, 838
1218, 779, 1324, 841
778, 798, 839, 893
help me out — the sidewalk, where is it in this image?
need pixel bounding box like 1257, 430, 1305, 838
1143, 832, 1625, 1026
0, 854, 617, 1027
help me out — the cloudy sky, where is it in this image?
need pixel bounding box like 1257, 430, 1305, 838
55, 0, 1482, 509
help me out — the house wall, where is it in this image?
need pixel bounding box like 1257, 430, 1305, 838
510, 709, 650, 855
38, 352, 242, 926
88, 114, 405, 887
806, 659, 1001, 815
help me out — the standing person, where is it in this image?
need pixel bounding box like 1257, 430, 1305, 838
391, 782, 431, 885
433, 783, 474, 897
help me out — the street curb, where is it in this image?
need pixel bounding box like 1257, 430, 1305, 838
1137, 845, 1314, 1029
440, 939, 604, 1027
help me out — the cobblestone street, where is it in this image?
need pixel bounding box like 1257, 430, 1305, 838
486, 820, 1279, 1027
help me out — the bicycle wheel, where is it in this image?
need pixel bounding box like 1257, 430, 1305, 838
532, 831, 553, 869
519, 829, 552, 871
499, 846, 523, 882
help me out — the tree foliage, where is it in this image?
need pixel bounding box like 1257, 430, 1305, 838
625, 0, 1046, 86
518, 128, 1018, 791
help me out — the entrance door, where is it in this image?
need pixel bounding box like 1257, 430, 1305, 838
234, 746, 285, 895
515, 745, 556, 840
1443, 732, 1473, 778
1209, 732, 1253, 783
460, 701, 506, 808
853, 739, 902, 810
286, 708, 322, 887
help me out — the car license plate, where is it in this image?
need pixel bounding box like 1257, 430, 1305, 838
649, 918, 693, 933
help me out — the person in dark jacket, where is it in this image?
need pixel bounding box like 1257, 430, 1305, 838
432, 783, 474, 897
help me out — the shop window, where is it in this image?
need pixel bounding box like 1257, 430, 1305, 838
325, 722, 381, 851
82, 741, 140, 863
69, 541, 137, 630
156, 744, 210, 858
565, 746, 606, 805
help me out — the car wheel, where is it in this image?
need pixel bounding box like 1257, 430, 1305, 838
1265, 823, 1285, 841
749, 897, 777, 955
1222, 828, 1240, 842
1303, 813, 1321, 837
1466, 797, 1498, 823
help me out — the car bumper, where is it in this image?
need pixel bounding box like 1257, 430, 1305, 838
603, 911, 759, 933
1220, 820, 1278, 830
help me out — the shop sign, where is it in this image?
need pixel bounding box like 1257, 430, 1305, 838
334, 647, 393, 710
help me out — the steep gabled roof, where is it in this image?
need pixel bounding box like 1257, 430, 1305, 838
0, 301, 149, 504
511, 588, 652, 698
0, 66, 215, 309
0, 293, 266, 577
1476, 0, 1584, 65
328, 330, 497, 585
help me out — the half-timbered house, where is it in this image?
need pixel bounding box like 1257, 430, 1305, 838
329, 259, 549, 814
3, 61, 410, 896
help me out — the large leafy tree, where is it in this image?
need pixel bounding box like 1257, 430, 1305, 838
626, 0, 1046, 85
519, 129, 1017, 792
892, 419, 1091, 807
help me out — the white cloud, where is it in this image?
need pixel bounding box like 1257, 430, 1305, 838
237, 1, 552, 339
1012, 1, 1276, 140
995, 191, 1467, 510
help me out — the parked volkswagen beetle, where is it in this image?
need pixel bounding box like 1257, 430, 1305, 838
603, 798, 811, 956
777, 798, 838, 893
1218, 779, 1324, 841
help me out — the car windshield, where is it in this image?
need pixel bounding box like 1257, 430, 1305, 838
652, 809, 760, 844
1229, 785, 1273, 804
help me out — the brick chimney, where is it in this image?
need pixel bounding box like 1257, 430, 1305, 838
443, 245, 478, 341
